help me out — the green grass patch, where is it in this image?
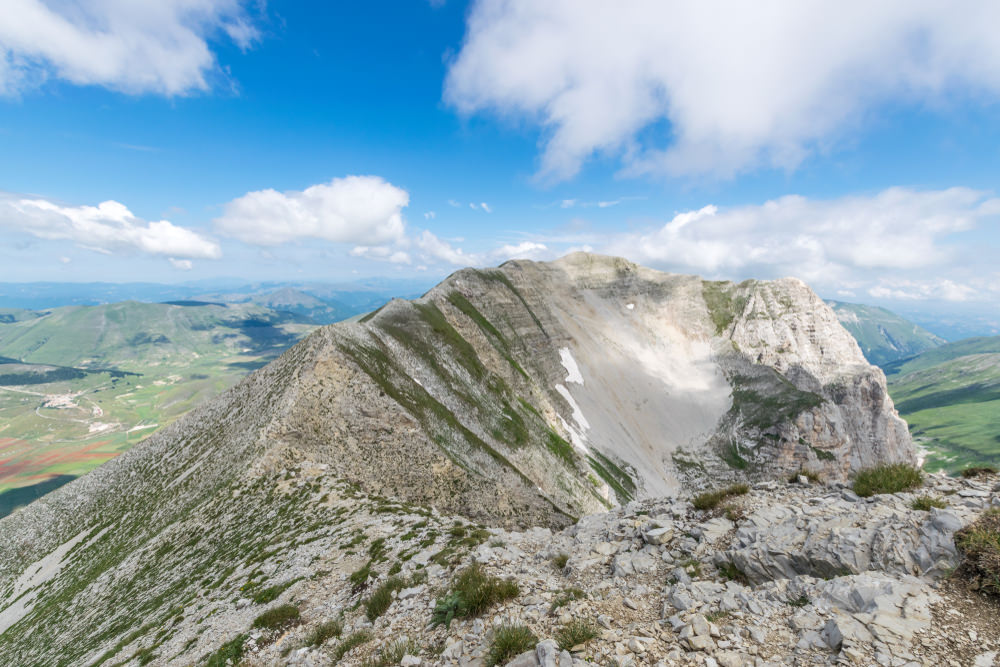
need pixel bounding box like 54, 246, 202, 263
430, 564, 520, 628
486, 624, 538, 667
911, 496, 947, 511
852, 463, 923, 497
549, 586, 586, 612
331, 630, 374, 662
252, 604, 301, 633
552, 553, 569, 570
554, 619, 598, 650
364, 576, 407, 621
304, 619, 343, 647
955, 509, 1000, 596
204, 634, 247, 667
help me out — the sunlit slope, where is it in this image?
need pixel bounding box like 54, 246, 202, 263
886, 337, 1000, 472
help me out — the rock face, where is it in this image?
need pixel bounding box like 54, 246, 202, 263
0, 253, 923, 665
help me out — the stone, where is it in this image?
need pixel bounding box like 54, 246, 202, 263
400, 656, 422, 667
536, 639, 561, 667
504, 651, 538, 667
623, 597, 638, 610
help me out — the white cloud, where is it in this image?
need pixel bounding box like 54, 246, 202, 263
446, 1, 1000, 180
481, 202, 492, 213
215, 176, 409, 246
0, 194, 221, 259
424, 211, 436, 220
602, 187, 998, 301
169, 258, 193, 270
0, 0, 259, 96
413, 231, 550, 267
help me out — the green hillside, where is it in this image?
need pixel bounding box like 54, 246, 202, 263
828, 301, 945, 367
0, 301, 318, 512
886, 337, 1000, 473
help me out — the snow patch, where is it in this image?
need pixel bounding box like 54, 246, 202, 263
555, 383, 590, 453
559, 347, 584, 385
626, 303, 635, 310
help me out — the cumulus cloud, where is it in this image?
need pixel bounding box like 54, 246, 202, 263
0, 194, 221, 259
0, 0, 259, 96
413, 231, 549, 267
446, 1, 1000, 180
603, 187, 999, 301
215, 176, 409, 246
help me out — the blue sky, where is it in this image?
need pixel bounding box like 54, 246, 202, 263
0, 1, 999, 317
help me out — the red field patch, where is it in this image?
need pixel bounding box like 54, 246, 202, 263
0, 440, 118, 486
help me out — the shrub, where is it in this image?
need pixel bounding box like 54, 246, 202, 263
853, 464, 923, 497
332, 630, 374, 661
204, 634, 247, 667
554, 619, 598, 650
692, 484, 749, 511
552, 553, 569, 570
486, 624, 537, 667
305, 619, 343, 647
961, 466, 999, 479
955, 508, 1000, 596
911, 496, 947, 511
430, 564, 520, 627
252, 604, 301, 632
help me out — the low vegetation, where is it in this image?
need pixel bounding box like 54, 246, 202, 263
852, 463, 923, 497
788, 469, 822, 484
550, 586, 586, 612
555, 619, 598, 650
304, 619, 343, 647
692, 483, 749, 510
252, 604, 301, 633
431, 564, 520, 628
955, 508, 1000, 596
204, 634, 247, 667
552, 553, 569, 570
911, 496, 947, 511
331, 630, 374, 662
961, 465, 998, 479
486, 624, 538, 667
364, 576, 407, 621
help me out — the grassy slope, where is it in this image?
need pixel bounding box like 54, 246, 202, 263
828, 301, 945, 367
886, 337, 1000, 473
0, 302, 317, 501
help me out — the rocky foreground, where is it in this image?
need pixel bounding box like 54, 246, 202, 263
138, 470, 997, 667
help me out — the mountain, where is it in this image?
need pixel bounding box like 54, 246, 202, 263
0, 254, 918, 664
0, 301, 318, 510
826, 301, 945, 367
885, 336, 1000, 472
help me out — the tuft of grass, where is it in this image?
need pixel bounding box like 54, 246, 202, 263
717, 561, 748, 584
332, 630, 374, 662
552, 553, 569, 570
252, 604, 301, 633
364, 576, 406, 621
204, 634, 247, 667
911, 495, 947, 511
786, 594, 810, 608
853, 463, 923, 497
954, 508, 1000, 596
304, 619, 343, 647
362, 638, 418, 667
430, 564, 520, 628
486, 624, 538, 667
961, 465, 999, 479
554, 619, 598, 650
549, 587, 586, 612
692, 483, 749, 510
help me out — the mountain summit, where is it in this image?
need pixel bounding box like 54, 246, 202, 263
0, 254, 919, 664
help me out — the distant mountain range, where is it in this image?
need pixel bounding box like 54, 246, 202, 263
0, 278, 434, 321
826, 300, 946, 367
